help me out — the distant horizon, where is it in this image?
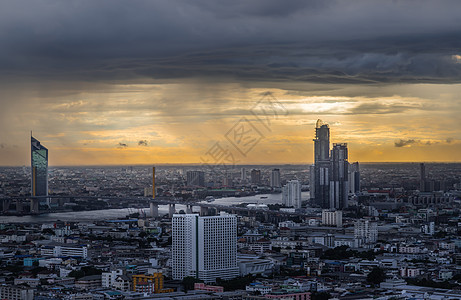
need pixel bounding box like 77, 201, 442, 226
2, 161, 461, 168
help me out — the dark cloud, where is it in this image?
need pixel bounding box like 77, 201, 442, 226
117, 142, 128, 148
395, 139, 417, 148
446, 137, 454, 143
138, 140, 148, 146
1, 1, 461, 84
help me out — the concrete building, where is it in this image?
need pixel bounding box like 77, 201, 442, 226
348, 161, 360, 193
322, 209, 343, 227
186, 171, 205, 187
354, 220, 378, 244
329, 143, 349, 209
40, 244, 88, 259
270, 168, 281, 188
282, 180, 302, 208
102, 269, 124, 288
172, 212, 239, 283
250, 169, 261, 185
0, 285, 34, 300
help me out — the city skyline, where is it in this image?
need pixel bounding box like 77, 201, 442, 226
1, 1, 461, 166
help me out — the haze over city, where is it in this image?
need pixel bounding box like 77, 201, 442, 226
1, 1, 461, 165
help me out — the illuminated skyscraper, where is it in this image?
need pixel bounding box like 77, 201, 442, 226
313, 119, 330, 208
31, 136, 48, 198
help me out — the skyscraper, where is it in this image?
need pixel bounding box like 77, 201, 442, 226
354, 219, 378, 244
348, 162, 360, 194
31, 136, 48, 198
270, 168, 281, 188
313, 119, 331, 208
240, 167, 246, 181
186, 171, 205, 187
312, 120, 354, 209
250, 169, 261, 185
172, 213, 239, 283
282, 180, 302, 208
330, 143, 349, 209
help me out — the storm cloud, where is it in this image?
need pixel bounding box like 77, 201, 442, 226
1, 0, 461, 84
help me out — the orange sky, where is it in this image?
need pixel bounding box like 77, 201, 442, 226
1, 81, 460, 166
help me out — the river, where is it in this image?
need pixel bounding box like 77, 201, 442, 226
0, 192, 310, 224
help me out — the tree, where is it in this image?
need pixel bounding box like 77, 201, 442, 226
182, 276, 202, 292
366, 267, 386, 285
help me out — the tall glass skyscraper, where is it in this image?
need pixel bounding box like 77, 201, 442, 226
313, 119, 331, 208
31, 136, 48, 197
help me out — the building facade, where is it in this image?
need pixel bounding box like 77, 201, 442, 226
172, 213, 239, 283
186, 171, 205, 187
312, 120, 331, 209
31, 136, 48, 211
329, 143, 349, 209
354, 220, 378, 244
250, 169, 261, 185
270, 168, 281, 188
312, 120, 355, 209
322, 209, 343, 227
282, 180, 302, 209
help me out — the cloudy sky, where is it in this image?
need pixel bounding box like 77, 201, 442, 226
1, 0, 461, 166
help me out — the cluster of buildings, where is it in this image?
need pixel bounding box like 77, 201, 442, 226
2, 122, 461, 299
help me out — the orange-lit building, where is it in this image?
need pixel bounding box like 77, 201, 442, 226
132, 273, 174, 294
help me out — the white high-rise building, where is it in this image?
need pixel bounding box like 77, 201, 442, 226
102, 269, 124, 288
241, 168, 246, 181
322, 209, 343, 227
354, 219, 378, 244
172, 212, 239, 283
282, 180, 302, 208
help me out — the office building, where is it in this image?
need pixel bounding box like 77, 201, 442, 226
312, 119, 331, 208
250, 169, 261, 185
354, 220, 378, 244
31, 136, 48, 198
241, 167, 246, 181
102, 269, 124, 288
172, 212, 239, 283
349, 161, 360, 193
282, 180, 302, 209
186, 171, 205, 187
0, 285, 34, 300
322, 209, 343, 227
329, 143, 349, 209
312, 120, 355, 209
270, 168, 281, 188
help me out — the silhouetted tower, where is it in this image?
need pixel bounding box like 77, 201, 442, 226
31, 136, 48, 198
313, 119, 331, 208
349, 162, 360, 193
330, 143, 349, 209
